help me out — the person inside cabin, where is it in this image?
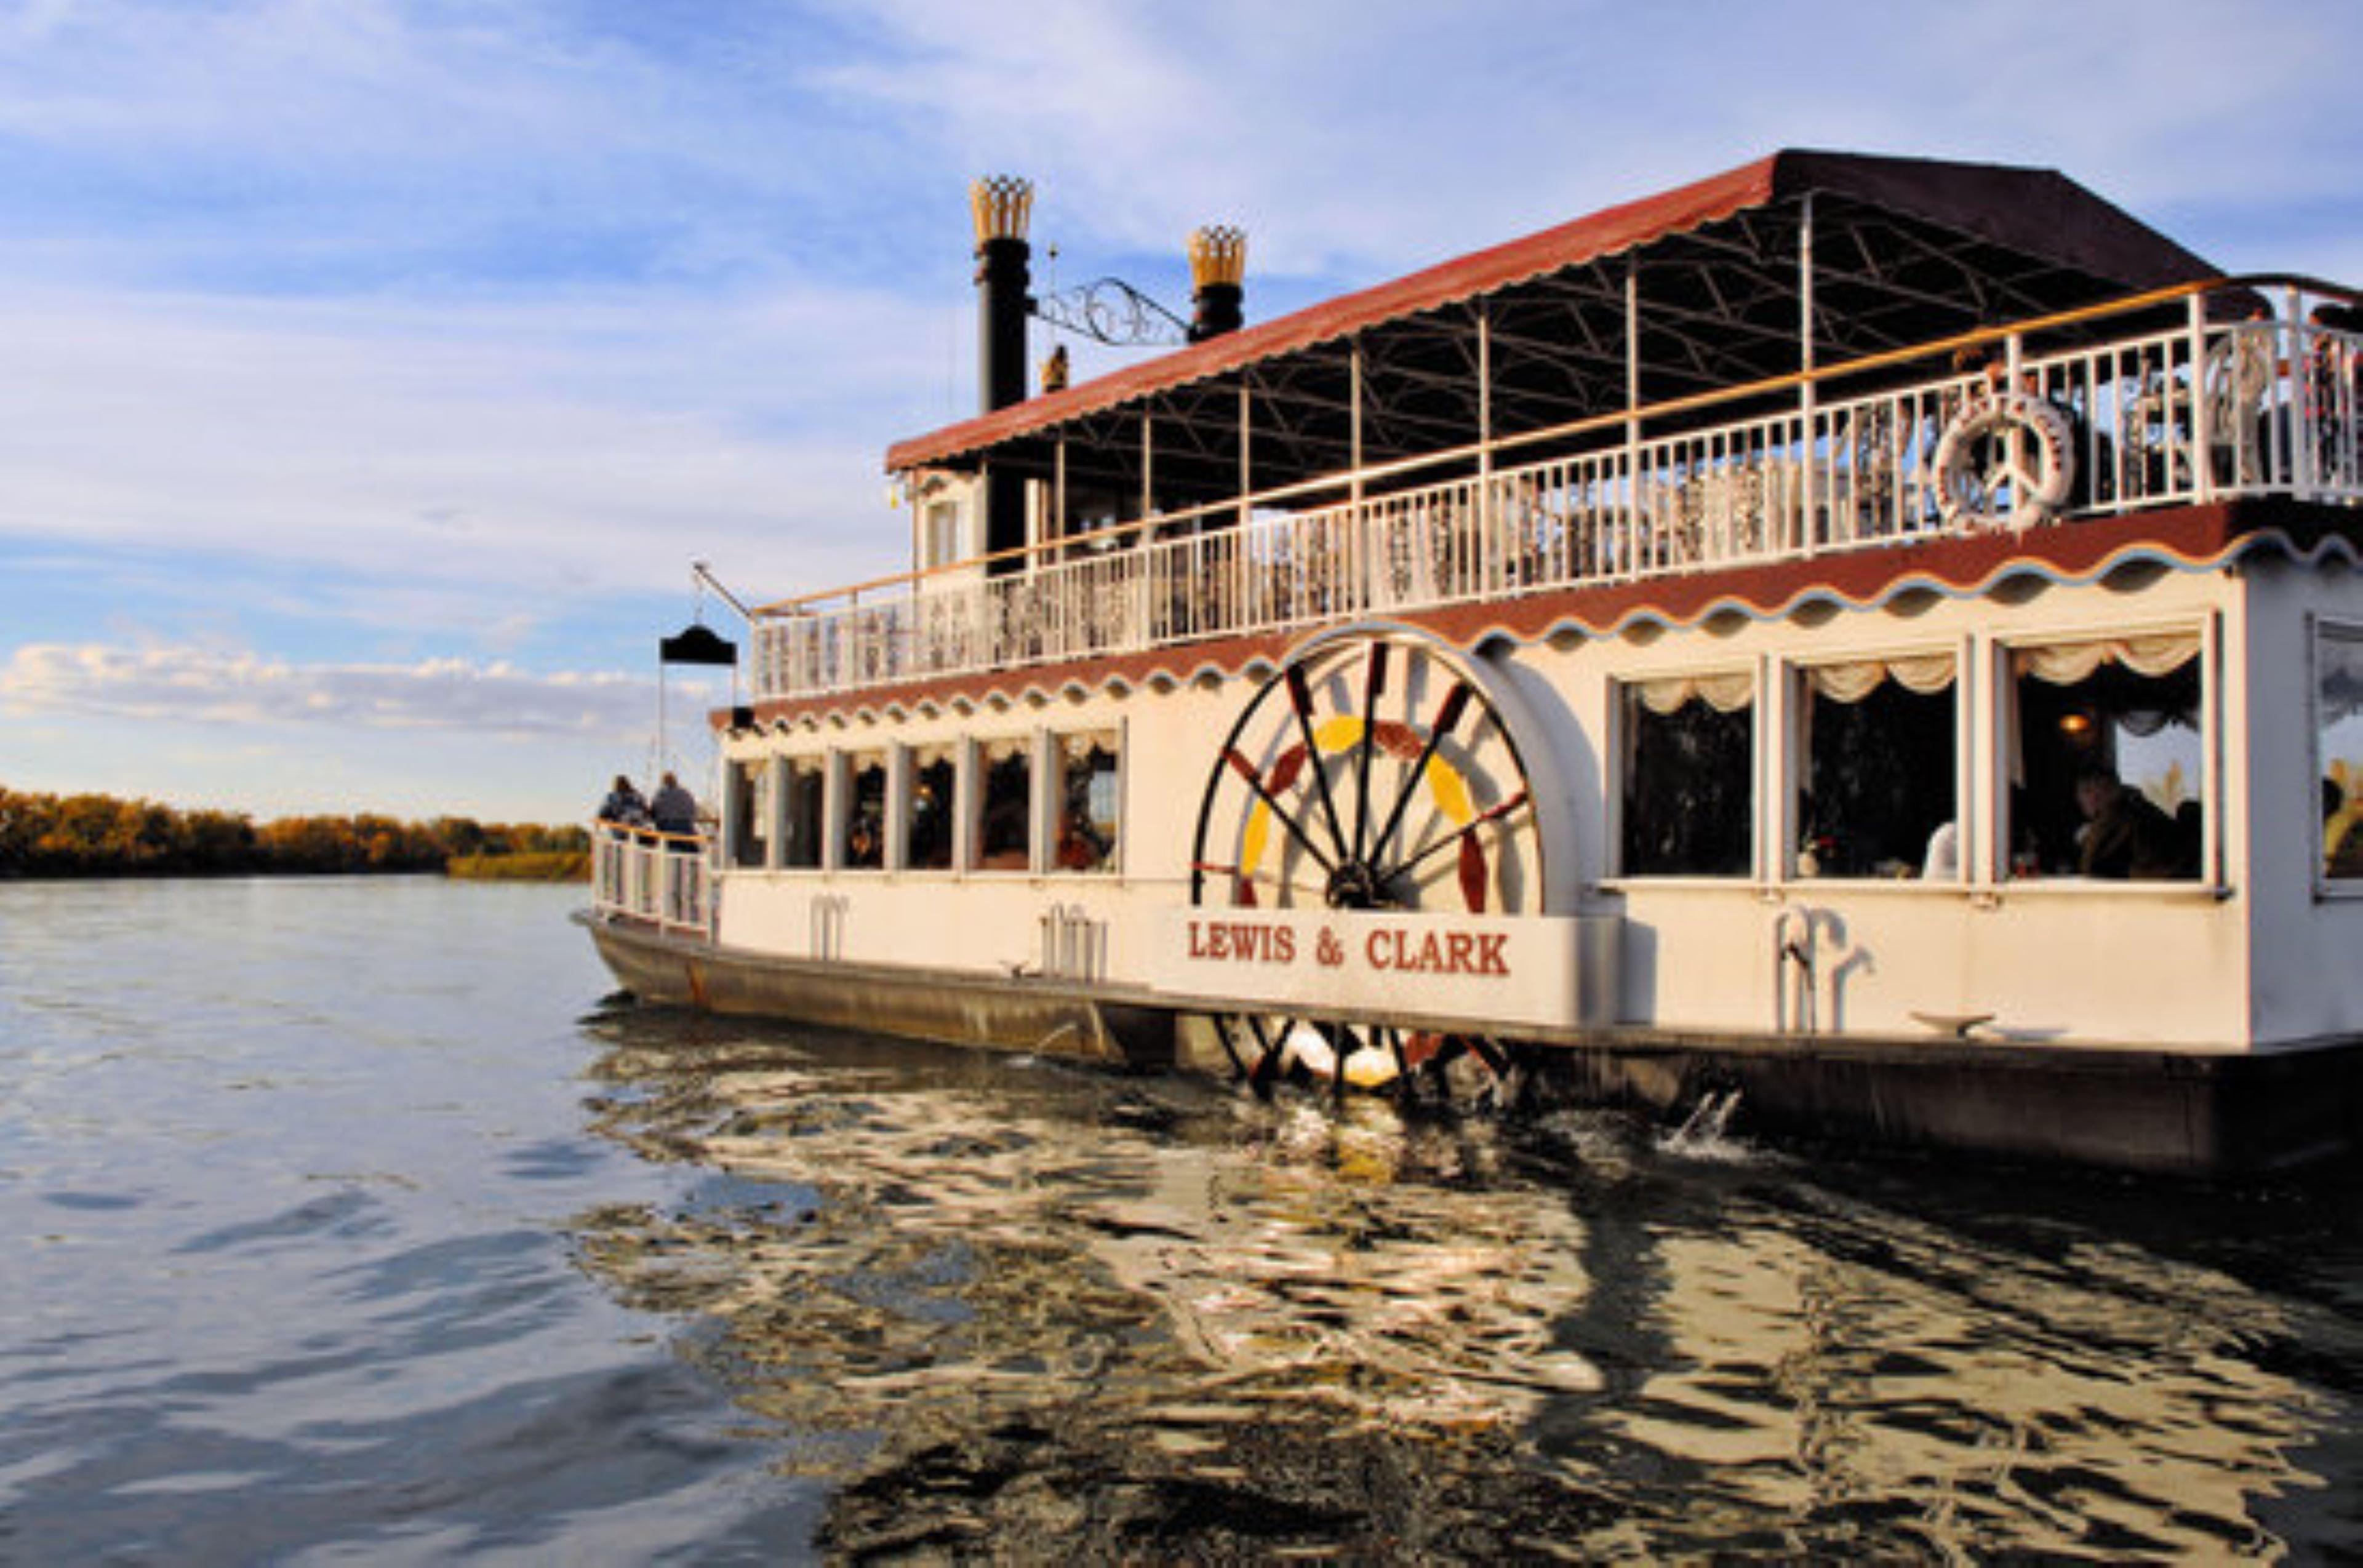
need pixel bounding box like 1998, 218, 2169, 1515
2073, 767, 2181, 879
847, 816, 879, 869
598, 775, 649, 834
1055, 807, 1109, 872
650, 772, 699, 841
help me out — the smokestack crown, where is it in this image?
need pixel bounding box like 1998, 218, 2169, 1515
1188, 225, 1247, 342
970, 175, 1034, 248
1188, 225, 1247, 289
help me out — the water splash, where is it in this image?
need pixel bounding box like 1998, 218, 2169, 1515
1660, 1087, 1747, 1160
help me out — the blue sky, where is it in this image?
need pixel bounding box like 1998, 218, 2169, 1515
2, 0, 2359, 822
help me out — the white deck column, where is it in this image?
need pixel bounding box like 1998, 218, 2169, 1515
1798, 192, 1818, 555
1477, 303, 1494, 588
764, 754, 786, 871
1625, 261, 1641, 560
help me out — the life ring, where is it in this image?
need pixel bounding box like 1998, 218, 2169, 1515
1932, 391, 2077, 531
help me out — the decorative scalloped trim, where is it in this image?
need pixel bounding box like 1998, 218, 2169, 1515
748, 522, 2353, 724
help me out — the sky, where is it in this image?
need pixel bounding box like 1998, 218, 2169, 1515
2, 0, 2359, 823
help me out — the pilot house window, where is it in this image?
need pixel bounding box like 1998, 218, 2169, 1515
923, 500, 963, 570
1621, 673, 1754, 877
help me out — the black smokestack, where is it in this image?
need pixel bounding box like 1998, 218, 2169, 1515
1187, 225, 1246, 342
970, 176, 1034, 567
971, 175, 1034, 413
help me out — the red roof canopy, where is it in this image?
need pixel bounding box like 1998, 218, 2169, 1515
886, 150, 2218, 476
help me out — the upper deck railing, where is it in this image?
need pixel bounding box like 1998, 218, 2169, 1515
751, 281, 2362, 703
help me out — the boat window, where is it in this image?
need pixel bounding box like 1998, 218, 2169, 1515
2319, 623, 2363, 882
726, 758, 767, 869
846, 753, 887, 870
782, 758, 824, 870
908, 746, 956, 872
974, 740, 1032, 872
1797, 654, 1958, 880
1620, 673, 1754, 876
2008, 634, 2203, 880
923, 499, 963, 570
1055, 731, 1119, 874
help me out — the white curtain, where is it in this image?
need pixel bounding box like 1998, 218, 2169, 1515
2011, 632, 2201, 685
1634, 670, 1755, 714
1805, 652, 1957, 703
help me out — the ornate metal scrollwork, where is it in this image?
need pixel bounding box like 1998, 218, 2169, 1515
1035, 277, 1189, 347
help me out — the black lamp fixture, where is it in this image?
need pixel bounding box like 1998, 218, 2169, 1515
652, 561, 749, 779
658, 622, 737, 667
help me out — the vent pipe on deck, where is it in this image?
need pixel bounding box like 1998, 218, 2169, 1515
970, 175, 1035, 566
1187, 225, 1246, 342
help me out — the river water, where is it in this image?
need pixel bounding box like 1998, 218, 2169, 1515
4, 876, 2361, 1561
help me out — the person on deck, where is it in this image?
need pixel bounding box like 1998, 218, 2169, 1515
649, 772, 699, 839
598, 775, 649, 833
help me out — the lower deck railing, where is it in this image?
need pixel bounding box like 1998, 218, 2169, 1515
591, 823, 715, 937
754, 307, 2363, 702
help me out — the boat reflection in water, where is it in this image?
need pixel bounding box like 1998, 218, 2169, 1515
568, 1009, 2360, 1559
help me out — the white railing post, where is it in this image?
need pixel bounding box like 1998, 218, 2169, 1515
2289, 284, 2316, 497
2188, 294, 2215, 504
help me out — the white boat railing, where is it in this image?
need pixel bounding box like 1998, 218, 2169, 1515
752, 297, 2363, 703
591, 823, 715, 936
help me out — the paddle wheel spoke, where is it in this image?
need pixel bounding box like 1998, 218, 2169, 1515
1388, 790, 1532, 885
1365, 680, 1473, 874
1220, 746, 1339, 878
1351, 641, 1389, 863
1285, 665, 1355, 868
1243, 1014, 1287, 1094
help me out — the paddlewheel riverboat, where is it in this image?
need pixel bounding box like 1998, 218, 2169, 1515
584, 150, 2363, 1173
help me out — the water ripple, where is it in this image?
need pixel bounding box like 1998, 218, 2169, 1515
567, 1025, 2363, 1558
6, 878, 2363, 1559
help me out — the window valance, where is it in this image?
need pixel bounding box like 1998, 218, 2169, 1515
1633, 670, 1755, 715
2012, 632, 2201, 686
1805, 652, 1957, 703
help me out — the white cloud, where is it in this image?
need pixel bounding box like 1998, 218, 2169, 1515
1, 641, 650, 737
818, 0, 2363, 283
0, 279, 942, 613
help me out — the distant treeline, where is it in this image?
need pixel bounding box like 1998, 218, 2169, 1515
0, 786, 590, 880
